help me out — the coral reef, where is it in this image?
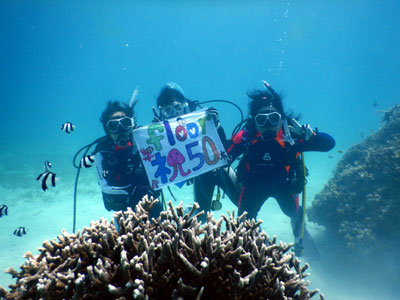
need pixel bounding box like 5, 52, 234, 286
308, 105, 400, 258
0, 196, 322, 300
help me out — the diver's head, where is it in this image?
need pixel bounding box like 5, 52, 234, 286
100, 101, 135, 146
156, 82, 189, 120
248, 87, 284, 136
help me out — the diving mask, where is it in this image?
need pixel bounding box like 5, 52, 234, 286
255, 112, 282, 128
106, 116, 135, 133
161, 102, 188, 119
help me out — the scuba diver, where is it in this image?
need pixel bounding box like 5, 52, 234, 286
226, 82, 335, 255
153, 82, 241, 222
92, 100, 163, 219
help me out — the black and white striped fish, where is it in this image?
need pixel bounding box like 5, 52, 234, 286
36, 160, 56, 191
14, 227, 26, 237
0, 205, 8, 217
61, 122, 75, 134
80, 155, 95, 168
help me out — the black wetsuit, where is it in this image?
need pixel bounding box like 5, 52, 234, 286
193, 124, 240, 221
227, 127, 335, 236
93, 136, 162, 219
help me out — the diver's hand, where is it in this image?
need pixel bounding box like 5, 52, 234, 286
289, 119, 315, 140
207, 107, 220, 128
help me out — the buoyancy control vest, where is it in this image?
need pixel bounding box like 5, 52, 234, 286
236, 129, 307, 193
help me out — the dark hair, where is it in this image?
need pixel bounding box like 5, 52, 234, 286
248, 89, 284, 118
100, 101, 134, 133
246, 88, 301, 133
156, 83, 186, 107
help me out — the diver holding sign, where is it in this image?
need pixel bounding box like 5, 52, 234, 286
135, 109, 226, 185
146, 83, 240, 221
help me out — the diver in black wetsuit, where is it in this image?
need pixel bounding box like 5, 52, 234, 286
93, 101, 162, 219
153, 83, 240, 221
226, 83, 335, 253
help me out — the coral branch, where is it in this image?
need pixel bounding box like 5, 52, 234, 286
0, 196, 320, 299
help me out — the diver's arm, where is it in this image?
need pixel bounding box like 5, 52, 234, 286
226, 130, 246, 162
298, 131, 335, 152
217, 126, 229, 149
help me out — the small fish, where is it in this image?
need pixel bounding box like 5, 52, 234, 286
80, 155, 95, 168
328, 154, 334, 159
0, 205, 8, 217
61, 122, 75, 134
36, 161, 56, 191
14, 227, 27, 237
372, 101, 378, 108
337, 149, 344, 154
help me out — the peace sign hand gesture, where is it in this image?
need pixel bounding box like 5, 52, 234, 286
289, 119, 315, 141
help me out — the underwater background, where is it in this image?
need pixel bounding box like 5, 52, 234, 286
0, 0, 399, 299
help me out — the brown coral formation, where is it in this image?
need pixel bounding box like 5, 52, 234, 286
308, 105, 400, 259
1, 196, 323, 300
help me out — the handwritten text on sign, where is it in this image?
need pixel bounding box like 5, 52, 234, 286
133, 109, 228, 190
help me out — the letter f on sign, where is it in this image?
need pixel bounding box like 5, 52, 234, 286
146, 124, 165, 151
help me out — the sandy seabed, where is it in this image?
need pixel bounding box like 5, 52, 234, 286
0, 151, 396, 300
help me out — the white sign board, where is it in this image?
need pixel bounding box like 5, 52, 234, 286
133, 109, 228, 190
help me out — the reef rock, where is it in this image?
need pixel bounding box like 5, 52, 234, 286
0, 196, 322, 300
308, 105, 400, 259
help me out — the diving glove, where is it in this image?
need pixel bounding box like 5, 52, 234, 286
207, 107, 220, 128
289, 119, 315, 141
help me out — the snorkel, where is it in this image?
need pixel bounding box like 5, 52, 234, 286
113, 86, 140, 148
115, 86, 139, 148
262, 81, 295, 145
129, 85, 140, 109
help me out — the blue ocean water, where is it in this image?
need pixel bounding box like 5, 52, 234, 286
0, 0, 399, 299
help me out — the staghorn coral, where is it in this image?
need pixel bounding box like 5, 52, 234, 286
308, 105, 400, 259
0, 196, 323, 300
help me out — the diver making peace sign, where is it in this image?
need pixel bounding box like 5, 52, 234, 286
226, 82, 335, 255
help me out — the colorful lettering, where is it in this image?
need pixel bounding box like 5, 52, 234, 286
187, 123, 199, 138
146, 124, 165, 151
167, 148, 191, 182
202, 136, 219, 165
198, 117, 207, 134
163, 121, 175, 146
151, 152, 171, 184
186, 141, 204, 171
175, 125, 188, 142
